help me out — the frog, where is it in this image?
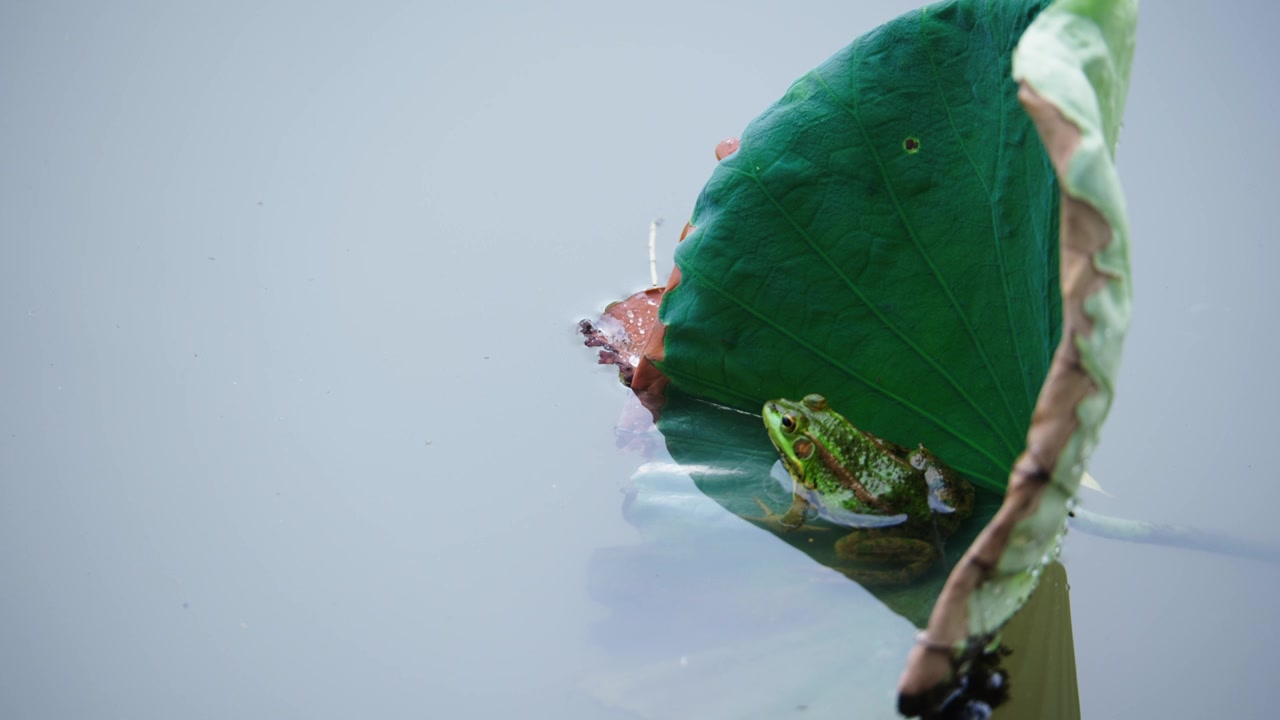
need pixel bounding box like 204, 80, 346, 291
760, 393, 975, 586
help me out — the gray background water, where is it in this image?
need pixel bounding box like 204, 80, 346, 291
3, 1, 1278, 718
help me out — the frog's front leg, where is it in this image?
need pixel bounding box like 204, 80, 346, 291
832, 532, 941, 586
748, 492, 816, 532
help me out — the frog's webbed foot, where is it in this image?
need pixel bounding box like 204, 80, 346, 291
745, 495, 822, 533
833, 535, 941, 586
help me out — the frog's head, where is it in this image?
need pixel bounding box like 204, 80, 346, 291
762, 394, 830, 486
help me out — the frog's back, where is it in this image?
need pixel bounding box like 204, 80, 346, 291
805, 412, 928, 516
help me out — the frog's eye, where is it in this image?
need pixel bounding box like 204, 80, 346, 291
780, 413, 800, 433
792, 438, 814, 460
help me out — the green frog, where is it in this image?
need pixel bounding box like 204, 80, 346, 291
761, 394, 975, 585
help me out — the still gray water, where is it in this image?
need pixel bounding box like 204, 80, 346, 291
3, 1, 1279, 718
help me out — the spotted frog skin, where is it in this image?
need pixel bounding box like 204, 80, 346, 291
761, 394, 975, 585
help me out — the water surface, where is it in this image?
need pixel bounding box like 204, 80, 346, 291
3, 1, 1280, 718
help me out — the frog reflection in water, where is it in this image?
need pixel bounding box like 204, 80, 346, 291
761, 394, 975, 585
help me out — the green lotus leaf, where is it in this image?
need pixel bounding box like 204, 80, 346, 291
655, 0, 1061, 494
629, 0, 1136, 707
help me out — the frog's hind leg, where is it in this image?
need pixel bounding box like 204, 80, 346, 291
833, 535, 940, 586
